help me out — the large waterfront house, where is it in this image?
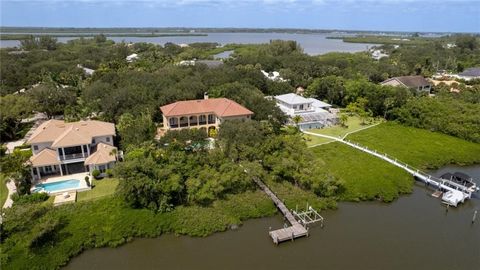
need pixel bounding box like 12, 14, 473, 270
274, 93, 337, 130
27, 120, 117, 180
159, 95, 253, 134
380, 76, 432, 93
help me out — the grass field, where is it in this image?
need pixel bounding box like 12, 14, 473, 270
304, 116, 382, 146
346, 122, 480, 169
77, 178, 119, 202
0, 174, 9, 207
310, 122, 480, 202
311, 143, 413, 202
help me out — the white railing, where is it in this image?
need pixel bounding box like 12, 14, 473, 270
61, 153, 85, 160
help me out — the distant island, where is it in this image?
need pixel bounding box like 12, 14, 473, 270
0, 33, 208, 40
0, 26, 460, 36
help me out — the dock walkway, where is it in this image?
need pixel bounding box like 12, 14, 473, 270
302, 130, 478, 206
252, 178, 308, 244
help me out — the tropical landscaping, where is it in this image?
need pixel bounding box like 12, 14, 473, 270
1, 33, 480, 269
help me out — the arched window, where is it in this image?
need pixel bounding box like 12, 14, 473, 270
208, 114, 215, 124
179, 117, 188, 127
169, 118, 178, 128
199, 115, 207, 125
189, 116, 198, 126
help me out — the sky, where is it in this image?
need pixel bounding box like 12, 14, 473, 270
1, 0, 479, 33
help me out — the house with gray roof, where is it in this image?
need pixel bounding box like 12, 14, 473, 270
457, 67, 480, 81
380, 76, 432, 93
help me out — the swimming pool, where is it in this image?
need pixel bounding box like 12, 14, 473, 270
33, 179, 81, 193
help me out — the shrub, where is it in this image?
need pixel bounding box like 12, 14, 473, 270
92, 169, 101, 179
11, 193, 49, 205
105, 169, 114, 178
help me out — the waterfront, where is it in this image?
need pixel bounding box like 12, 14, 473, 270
0, 32, 374, 55
65, 165, 480, 270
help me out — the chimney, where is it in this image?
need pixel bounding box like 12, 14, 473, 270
204, 92, 209, 100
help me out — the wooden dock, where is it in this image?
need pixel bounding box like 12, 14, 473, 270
252, 178, 309, 244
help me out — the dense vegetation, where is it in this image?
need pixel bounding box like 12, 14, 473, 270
1, 33, 480, 269
0, 192, 276, 270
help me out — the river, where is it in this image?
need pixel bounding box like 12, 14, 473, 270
65, 165, 480, 270
0, 32, 374, 55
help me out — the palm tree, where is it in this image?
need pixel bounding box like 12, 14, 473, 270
292, 115, 303, 129
109, 148, 118, 161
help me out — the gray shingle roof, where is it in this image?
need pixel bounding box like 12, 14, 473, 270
382, 76, 431, 88
459, 67, 480, 77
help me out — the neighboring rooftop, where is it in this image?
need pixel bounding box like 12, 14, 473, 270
27, 120, 115, 146
459, 67, 480, 78
381, 76, 431, 88
160, 98, 253, 117
275, 93, 312, 105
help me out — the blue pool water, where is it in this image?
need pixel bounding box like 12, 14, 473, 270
33, 179, 81, 193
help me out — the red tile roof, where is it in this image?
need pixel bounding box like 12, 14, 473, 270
160, 98, 253, 117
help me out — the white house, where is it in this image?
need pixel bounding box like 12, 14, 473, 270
371, 49, 389, 60
261, 70, 287, 82
274, 93, 337, 130
27, 120, 118, 180
126, 53, 139, 62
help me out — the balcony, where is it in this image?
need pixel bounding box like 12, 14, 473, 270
61, 153, 85, 161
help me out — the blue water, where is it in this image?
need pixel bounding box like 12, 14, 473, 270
34, 179, 81, 193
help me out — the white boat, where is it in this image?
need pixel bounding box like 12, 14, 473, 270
441, 190, 466, 207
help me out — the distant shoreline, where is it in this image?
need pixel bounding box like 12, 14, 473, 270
1, 26, 470, 36
0, 33, 208, 40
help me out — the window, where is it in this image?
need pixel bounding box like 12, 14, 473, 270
208, 114, 215, 124
300, 104, 304, 110
44, 166, 52, 173
33, 145, 38, 151
106, 137, 111, 142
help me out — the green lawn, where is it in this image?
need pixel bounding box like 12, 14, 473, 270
346, 122, 480, 169
304, 133, 334, 146
77, 178, 119, 202
308, 116, 382, 139
311, 122, 480, 202
0, 174, 9, 207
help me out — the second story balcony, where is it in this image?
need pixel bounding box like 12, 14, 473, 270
58, 145, 90, 162
61, 153, 85, 160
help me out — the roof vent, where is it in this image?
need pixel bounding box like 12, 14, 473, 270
76, 128, 79, 131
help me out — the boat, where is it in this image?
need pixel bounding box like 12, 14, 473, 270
441, 190, 466, 207
440, 172, 479, 193
437, 172, 479, 206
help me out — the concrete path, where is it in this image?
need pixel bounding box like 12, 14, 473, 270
3, 180, 17, 209
5, 113, 47, 154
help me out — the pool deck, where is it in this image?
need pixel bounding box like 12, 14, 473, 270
53, 191, 77, 206
33, 172, 91, 195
